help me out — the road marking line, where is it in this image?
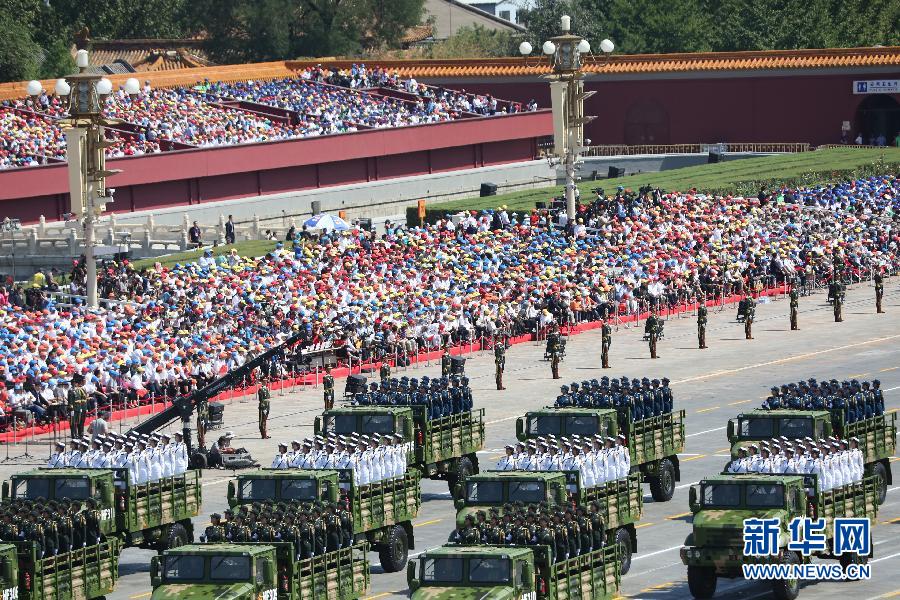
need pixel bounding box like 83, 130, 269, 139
632, 544, 682, 561
485, 415, 519, 426
696, 406, 720, 413
201, 478, 232, 487
672, 333, 900, 386
675, 481, 699, 490
681, 454, 707, 462
727, 400, 752, 406
872, 551, 900, 564
677, 453, 701, 456
880, 366, 900, 373
129, 594, 152, 600
848, 372, 870, 378
634, 522, 654, 529
640, 582, 676, 592
365, 593, 398, 600
873, 591, 900, 599
414, 519, 442, 528
714, 454, 731, 457
715, 447, 731, 453
884, 517, 900, 524
666, 512, 692, 520
686, 426, 725, 438
891, 457, 900, 462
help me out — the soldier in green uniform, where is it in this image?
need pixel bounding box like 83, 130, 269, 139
258, 377, 271, 439
323, 366, 335, 410
324, 505, 342, 551
67, 375, 88, 439
196, 397, 208, 449
834, 281, 844, 322
204, 513, 226, 542
297, 512, 315, 559
588, 502, 605, 550
494, 336, 506, 390
874, 272, 884, 313
697, 296, 708, 349
441, 347, 452, 377
548, 324, 562, 379
379, 361, 391, 382
789, 285, 799, 330
645, 310, 661, 359
601, 321, 612, 368
744, 295, 756, 339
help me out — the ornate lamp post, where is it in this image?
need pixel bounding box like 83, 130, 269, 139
26, 50, 142, 307
521, 16, 613, 222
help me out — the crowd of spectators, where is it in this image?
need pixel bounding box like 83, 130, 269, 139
0, 65, 529, 170
0, 175, 895, 431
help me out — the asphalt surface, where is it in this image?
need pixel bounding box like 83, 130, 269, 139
2, 281, 897, 600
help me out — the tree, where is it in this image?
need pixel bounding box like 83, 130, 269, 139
0, 13, 42, 83
428, 25, 518, 59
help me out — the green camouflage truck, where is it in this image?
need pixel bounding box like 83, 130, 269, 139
0, 538, 120, 600
407, 543, 621, 600
516, 407, 686, 502
315, 405, 485, 498
150, 542, 369, 600
227, 468, 421, 571
681, 472, 880, 599
727, 409, 896, 503
455, 471, 642, 574
3, 467, 202, 550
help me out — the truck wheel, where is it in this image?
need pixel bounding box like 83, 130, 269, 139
873, 462, 887, 505
162, 522, 191, 551
687, 566, 716, 599
615, 528, 633, 576
190, 452, 207, 469
378, 525, 409, 573
772, 551, 801, 600
449, 457, 474, 501
839, 551, 869, 579
649, 458, 676, 502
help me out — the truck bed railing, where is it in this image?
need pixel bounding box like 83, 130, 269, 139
845, 413, 897, 460
294, 542, 369, 600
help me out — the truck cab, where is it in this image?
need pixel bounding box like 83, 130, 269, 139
316, 406, 414, 454
3, 469, 117, 535
727, 410, 831, 459
455, 472, 568, 526
227, 469, 340, 508
407, 545, 536, 600
150, 544, 278, 600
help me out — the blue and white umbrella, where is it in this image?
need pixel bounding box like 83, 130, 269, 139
303, 213, 350, 231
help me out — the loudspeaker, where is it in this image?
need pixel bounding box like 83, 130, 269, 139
311, 200, 322, 215
708, 152, 722, 164
480, 182, 498, 197
607, 167, 625, 179
450, 356, 466, 374
345, 374, 367, 394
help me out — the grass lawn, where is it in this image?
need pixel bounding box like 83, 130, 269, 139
429, 147, 900, 214
130, 239, 279, 270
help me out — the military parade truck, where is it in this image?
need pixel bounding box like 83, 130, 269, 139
150, 542, 369, 600
681, 472, 880, 599
315, 405, 485, 499
455, 471, 642, 574
516, 407, 686, 501
227, 468, 421, 572
3, 467, 202, 550
0, 539, 120, 600
727, 409, 896, 503
407, 543, 621, 600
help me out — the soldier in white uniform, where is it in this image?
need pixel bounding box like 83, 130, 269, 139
728, 448, 749, 473
745, 444, 761, 472
591, 439, 607, 484
124, 442, 138, 484
149, 436, 165, 482
314, 438, 329, 470
48, 441, 66, 467
757, 446, 773, 473
136, 438, 151, 484
782, 446, 798, 474
807, 447, 824, 491
287, 441, 303, 468
171, 432, 188, 474
353, 439, 370, 486
159, 434, 175, 477
392, 435, 406, 476
334, 438, 352, 470
770, 445, 785, 473
616, 434, 631, 478
370, 439, 385, 483
579, 442, 596, 487
849, 437, 864, 482
272, 442, 291, 468
89, 439, 109, 467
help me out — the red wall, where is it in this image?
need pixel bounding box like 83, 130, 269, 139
0, 110, 551, 223
427, 71, 900, 146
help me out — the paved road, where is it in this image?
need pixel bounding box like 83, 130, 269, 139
2, 282, 896, 600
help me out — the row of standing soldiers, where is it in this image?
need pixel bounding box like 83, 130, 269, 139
554, 376, 674, 421
449, 502, 607, 564
762, 379, 886, 422
350, 375, 473, 419
203, 500, 353, 561
0, 498, 103, 558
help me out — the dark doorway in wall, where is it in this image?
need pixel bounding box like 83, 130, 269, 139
855, 94, 900, 145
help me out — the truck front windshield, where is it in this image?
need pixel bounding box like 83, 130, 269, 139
469, 558, 511, 583
508, 481, 544, 503
361, 415, 394, 434
467, 481, 503, 503
738, 417, 774, 439
280, 480, 317, 501
527, 416, 561, 436
746, 483, 784, 508
240, 479, 276, 501
565, 416, 599, 436
14, 478, 89, 501
209, 556, 251, 581
327, 415, 357, 435
163, 555, 204, 581
421, 557, 463, 583
701, 483, 741, 507
778, 418, 812, 439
